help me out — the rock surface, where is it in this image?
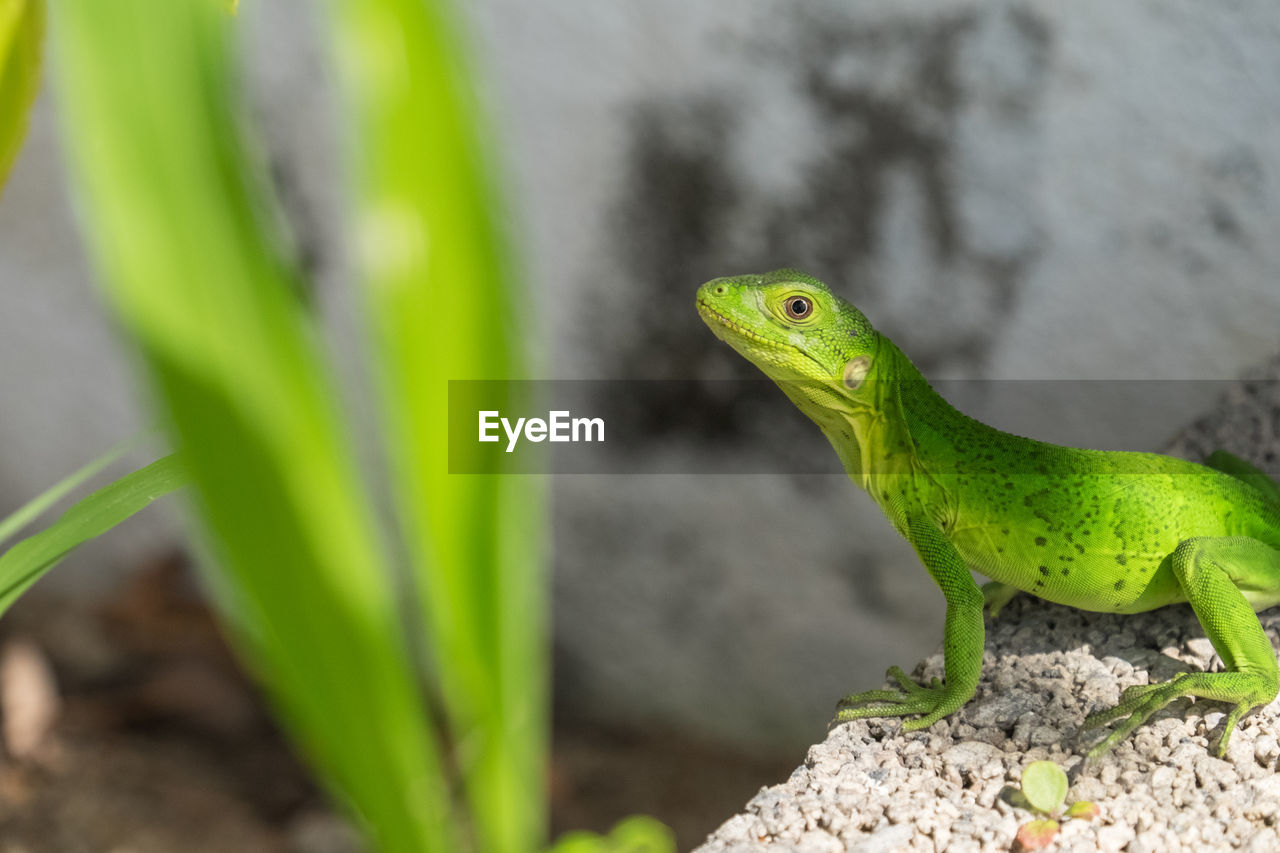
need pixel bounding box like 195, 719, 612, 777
696, 357, 1280, 851
696, 597, 1280, 853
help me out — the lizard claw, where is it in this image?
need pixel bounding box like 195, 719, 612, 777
835, 666, 965, 731
1080, 680, 1190, 758
1079, 674, 1256, 759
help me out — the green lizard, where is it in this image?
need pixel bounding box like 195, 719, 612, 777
696, 269, 1280, 758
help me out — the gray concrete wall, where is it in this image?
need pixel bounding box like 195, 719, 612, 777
1, 1, 1277, 753
482, 0, 1280, 752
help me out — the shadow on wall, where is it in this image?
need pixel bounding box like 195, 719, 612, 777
595, 5, 1053, 428
550, 4, 1059, 753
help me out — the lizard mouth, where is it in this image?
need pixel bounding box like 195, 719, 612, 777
696, 299, 778, 347
696, 298, 829, 375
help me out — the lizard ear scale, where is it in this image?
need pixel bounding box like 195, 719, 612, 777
843, 356, 872, 390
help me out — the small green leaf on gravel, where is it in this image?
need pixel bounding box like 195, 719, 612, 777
1021, 761, 1068, 814
1016, 818, 1060, 850
1065, 800, 1099, 820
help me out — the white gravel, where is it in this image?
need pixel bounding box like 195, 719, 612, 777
696, 598, 1280, 853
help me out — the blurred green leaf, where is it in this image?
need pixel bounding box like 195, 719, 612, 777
547, 816, 676, 853
1021, 761, 1068, 815
0, 453, 186, 617
598, 816, 677, 853
0, 0, 41, 192
52, 2, 453, 850
325, 0, 547, 851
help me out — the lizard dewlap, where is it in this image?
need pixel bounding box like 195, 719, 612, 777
697, 269, 1280, 758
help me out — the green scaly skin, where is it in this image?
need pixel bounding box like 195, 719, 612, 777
697, 269, 1280, 758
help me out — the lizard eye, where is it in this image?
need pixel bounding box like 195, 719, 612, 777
784, 295, 812, 320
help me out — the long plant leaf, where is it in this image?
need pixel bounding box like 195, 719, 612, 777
51, 2, 452, 850
0, 454, 186, 617
324, 0, 546, 850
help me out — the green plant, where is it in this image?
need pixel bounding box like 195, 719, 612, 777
0, 0, 193, 704
547, 817, 676, 853
324, 0, 547, 847
0, 448, 185, 618
0, 0, 41, 192
43, 1, 669, 852
1013, 761, 1098, 850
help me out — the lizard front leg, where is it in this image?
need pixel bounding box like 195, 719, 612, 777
981, 580, 1020, 619
837, 515, 985, 730
1082, 536, 1280, 758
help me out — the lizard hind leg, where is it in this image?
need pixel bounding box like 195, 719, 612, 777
1082, 537, 1280, 759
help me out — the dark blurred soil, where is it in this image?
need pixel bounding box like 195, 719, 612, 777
549, 726, 793, 850
0, 558, 790, 852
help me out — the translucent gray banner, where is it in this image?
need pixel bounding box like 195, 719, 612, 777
448, 379, 1279, 475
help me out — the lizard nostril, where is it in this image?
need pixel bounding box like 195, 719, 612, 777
715, 285, 727, 295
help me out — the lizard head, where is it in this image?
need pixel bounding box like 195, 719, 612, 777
696, 269, 880, 394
